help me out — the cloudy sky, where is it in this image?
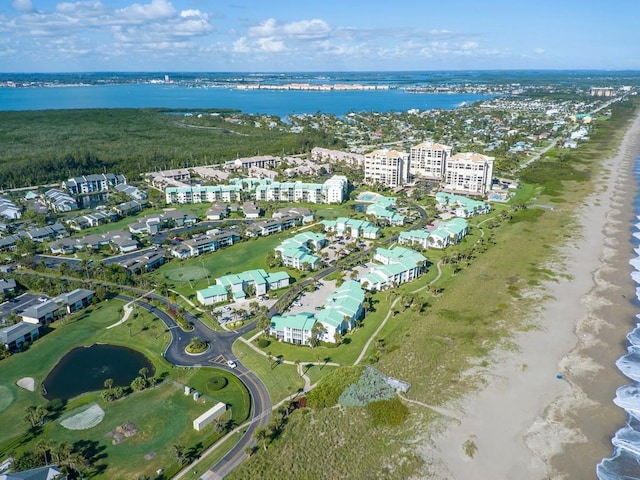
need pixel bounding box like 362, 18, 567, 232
1, 0, 638, 72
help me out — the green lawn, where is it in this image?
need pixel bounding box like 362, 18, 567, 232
247, 294, 392, 367
0, 299, 251, 479
232, 341, 304, 402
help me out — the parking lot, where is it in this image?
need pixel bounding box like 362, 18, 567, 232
0, 293, 46, 322
213, 296, 277, 325
285, 279, 337, 315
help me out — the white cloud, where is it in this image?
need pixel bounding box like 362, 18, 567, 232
248, 18, 277, 38
461, 41, 479, 50
281, 19, 330, 40
256, 36, 285, 53
115, 0, 176, 23
56, 1, 103, 14
11, 0, 32, 12
534, 47, 544, 54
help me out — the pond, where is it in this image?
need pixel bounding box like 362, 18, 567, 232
42, 344, 155, 400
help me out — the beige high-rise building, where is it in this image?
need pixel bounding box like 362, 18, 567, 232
364, 148, 410, 188
409, 141, 452, 180
443, 152, 494, 195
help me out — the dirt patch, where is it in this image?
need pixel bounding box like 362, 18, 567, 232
107, 422, 138, 445
16, 377, 35, 392
144, 452, 156, 460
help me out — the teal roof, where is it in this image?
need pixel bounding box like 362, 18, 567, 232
266, 271, 290, 283
270, 312, 316, 331
198, 284, 228, 298
400, 229, 430, 240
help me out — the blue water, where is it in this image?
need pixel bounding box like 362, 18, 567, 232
597, 156, 640, 480
0, 83, 488, 116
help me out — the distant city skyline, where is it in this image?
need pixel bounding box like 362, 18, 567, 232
1, 0, 639, 73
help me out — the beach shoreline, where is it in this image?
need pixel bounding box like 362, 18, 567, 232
428, 111, 640, 479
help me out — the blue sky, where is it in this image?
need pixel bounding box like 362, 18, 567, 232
1, 0, 638, 72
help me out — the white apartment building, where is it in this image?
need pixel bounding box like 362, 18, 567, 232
311, 147, 365, 167
409, 141, 452, 180
254, 175, 348, 204
443, 152, 494, 196
165, 185, 241, 204
364, 149, 410, 188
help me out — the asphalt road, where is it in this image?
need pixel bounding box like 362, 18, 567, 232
116, 294, 271, 478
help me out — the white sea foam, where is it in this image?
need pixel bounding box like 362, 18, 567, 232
615, 347, 640, 383
614, 385, 640, 422
628, 324, 640, 347
612, 425, 640, 458
630, 256, 640, 271
597, 448, 640, 480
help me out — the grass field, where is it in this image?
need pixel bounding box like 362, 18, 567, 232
225, 99, 640, 478
0, 299, 251, 479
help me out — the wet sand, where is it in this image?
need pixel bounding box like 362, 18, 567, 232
430, 111, 640, 479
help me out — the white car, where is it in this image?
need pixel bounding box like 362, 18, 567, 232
226, 360, 237, 369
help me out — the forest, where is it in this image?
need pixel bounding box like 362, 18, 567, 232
0, 108, 345, 188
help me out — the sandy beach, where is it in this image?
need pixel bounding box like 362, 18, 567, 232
429, 111, 640, 479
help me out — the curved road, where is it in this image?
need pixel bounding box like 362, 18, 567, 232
117, 294, 271, 478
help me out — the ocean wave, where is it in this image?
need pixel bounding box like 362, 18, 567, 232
628, 323, 640, 347
597, 447, 640, 479
614, 385, 640, 421
616, 346, 640, 383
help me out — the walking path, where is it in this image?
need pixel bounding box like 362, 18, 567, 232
106, 289, 155, 329
398, 392, 463, 421
354, 297, 400, 366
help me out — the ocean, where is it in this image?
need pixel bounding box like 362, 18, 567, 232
597, 156, 640, 479
0, 83, 488, 117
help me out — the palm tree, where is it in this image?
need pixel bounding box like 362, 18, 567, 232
104, 378, 114, 391
254, 427, 270, 451
172, 444, 186, 465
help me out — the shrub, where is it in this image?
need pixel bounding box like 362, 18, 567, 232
307, 366, 363, 409
366, 397, 409, 427
257, 338, 271, 348
338, 367, 395, 407
207, 376, 228, 391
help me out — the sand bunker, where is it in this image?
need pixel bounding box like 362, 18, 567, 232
16, 377, 35, 392
61, 403, 105, 430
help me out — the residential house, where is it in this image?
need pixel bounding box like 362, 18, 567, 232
398, 229, 430, 249
52, 288, 94, 314
115, 183, 147, 201
26, 224, 68, 243
63, 173, 126, 195
269, 312, 316, 345
272, 207, 314, 224
198, 269, 290, 305
0, 322, 40, 351
0, 464, 66, 480
118, 250, 165, 274
43, 189, 78, 212
361, 246, 427, 291
242, 202, 262, 219
321, 217, 379, 239
169, 232, 240, 259
311, 147, 365, 167
0, 197, 21, 220
20, 300, 59, 324
196, 285, 229, 306
275, 232, 326, 270
206, 204, 228, 220
427, 218, 469, 249
366, 199, 405, 226
435, 192, 490, 217
270, 280, 365, 345
0, 279, 17, 295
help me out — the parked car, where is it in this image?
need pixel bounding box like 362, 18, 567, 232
226, 360, 237, 369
